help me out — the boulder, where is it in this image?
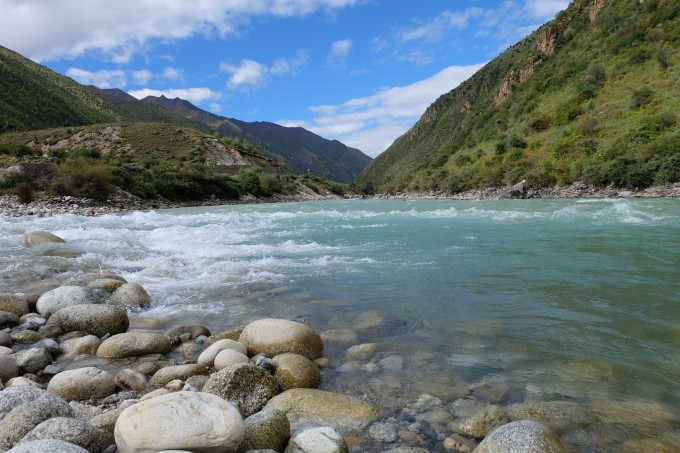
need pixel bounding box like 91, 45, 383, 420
498, 180, 528, 199
13, 347, 53, 374
23, 231, 66, 248
239, 319, 323, 360
0, 354, 18, 384
214, 349, 250, 371
0, 330, 12, 347
263, 389, 380, 433
47, 367, 115, 401
0, 293, 30, 317
90, 408, 123, 447
114, 391, 245, 453
237, 409, 290, 453
6, 376, 45, 388
0, 386, 46, 421
36, 286, 110, 318
60, 335, 101, 357
451, 405, 511, 439
284, 426, 348, 453
19, 416, 109, 453
114, 369, 148, 392
197, 339, 248, 367
97, 332, 172, 358
203, 362, 278, 417
49, 304, 129, 337
272, 353, 320, 390
10, 329, 44, 344
474, 420, 566, 453
150, 364, 209, 386
6, 439, 89, 453
0, 396, 74, 450
112, 283, 152, 309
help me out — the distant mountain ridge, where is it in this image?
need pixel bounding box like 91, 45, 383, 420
141, 95, 372, 183
356, 0, 680, 193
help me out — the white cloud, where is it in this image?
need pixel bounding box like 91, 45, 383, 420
220, 60, 268, 91
128, 87, 221, 105
327, 39, 353, 68
280, 63, 485, 157
0, 0, 360, 62
220, 50, 309, 91
398, 7, 483, 42
132, 69, 153, 85
162, 67, 184, 81
524, 0, 570, 20
65, 67, 127, 89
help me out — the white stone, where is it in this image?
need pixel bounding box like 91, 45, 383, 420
213, 349, 249, 371
284, 426, 348, 453
197, 339, 248, 367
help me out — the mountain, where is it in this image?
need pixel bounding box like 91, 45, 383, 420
356, 0, 680, 193
141, 95, 372, 183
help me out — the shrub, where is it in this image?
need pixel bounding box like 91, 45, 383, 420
657, 47, 673, 69
0, 143, 35, 157
237, 168, 263, 195
50, 161, 116, 200
630, 87, 653, 109
15, 182, 34, 203
530, 115, 552, 132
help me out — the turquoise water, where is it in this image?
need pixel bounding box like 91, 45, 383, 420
2, 198, 680, 450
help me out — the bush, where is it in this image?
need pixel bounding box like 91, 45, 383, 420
237, 168, 263, 195
14, 182, 33, 203
657, 47, 673, 69
0, 143, 35, 157
630, 87, 653, 109
50, 161, 116, 200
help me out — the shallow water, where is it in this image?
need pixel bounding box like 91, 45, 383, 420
2, 198, 680, 451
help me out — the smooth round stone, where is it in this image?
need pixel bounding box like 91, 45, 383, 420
0, 385, 46, 419
272, 353, 320, 390
0, 311, 20, 329
208, 327, 244, 343
474, 420, 566, 453
165, 324, 211, 339
264, 389, 380, 433
353, 310, 385, 329
6, 439, 89, 453
10, 329, 44, 344
90, 408, 124, 445
239, 319, 323, 360
150, 364, 209, 386
0, 346, 12, 356
237, 409, 290, 453
128, 317, 162, 330
285, 426, 349, 453
97, 332, 172, 358
36, 286, 110, 318
320, 329, 358, 345
140, 388, 171, 401
114, 391, 245, 453
47, 367, 115, 401
197, 339, 248, 367
0, 294, 30, 317
203, 363, 278, 418
115, 369, 148, 392
0, 397, 74, 450
0, 331, 12, 347
18, 416, 109, 453
14, 347, 53, 374
112, 283, 152, 309
60, 335, 101, 357
346, 343, 377, 361
5, 377, 45, 388
88, 278, 126, 293
214, 349, 249, 371
451, 405, 511, 439
23, 231, 66, 248
49, 304, 129, 338
0, 355, 19, 384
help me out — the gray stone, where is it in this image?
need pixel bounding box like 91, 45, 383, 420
203, 362, 278, 418
237, 409, 290, 453
284, 426, 348, 453
114, 391, 245, 453
0, 331, 12, 347
112, 283, 152, 309
23, 231, 66, 248
13, 347, 53, 374
0, 386, 46, 421
49, 304, 129, 337
369, 421, 398, 443
0, 294, 30, 317
36, 338, 61, 358
451, 405, 511, 439
0, 311, 20, 328
0, 355, 18, 384
97, 332, 172, 358
47, 367, 115, 401
474, 420, 566, 453
7, 439, 89, 453
165, 324, 211, 339
36, 286, 110, 318
150, 364, 209, 386
239, 319, 323, 360
60, 335, 101, 357
90, 408, 123, 448
498, 180, 528, 199
20, 416, 109, 453
10, 329, 44, 344
263, 388, 380, 433
114, 369, 148, 392
0, 396, 73, 450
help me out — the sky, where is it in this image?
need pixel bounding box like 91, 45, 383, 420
0, 0, 568, 157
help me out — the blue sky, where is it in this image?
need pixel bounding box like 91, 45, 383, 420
0, 0, 568, 156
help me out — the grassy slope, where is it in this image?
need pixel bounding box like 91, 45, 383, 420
356, 0, 680, 193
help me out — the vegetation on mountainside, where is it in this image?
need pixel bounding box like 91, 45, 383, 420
0, 124, 350, 202
356, 0, 680, 193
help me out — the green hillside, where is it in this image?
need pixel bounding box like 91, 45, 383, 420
356, 0, 680, 193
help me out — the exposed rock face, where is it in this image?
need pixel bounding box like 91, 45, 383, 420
494, 56, 542, 106
114, 391, 245, 453
239, 318, 323, 360
537, 26, 557, 56
587, 0, 608, 22
203, 363, 278, 417
474, 420, 566, 453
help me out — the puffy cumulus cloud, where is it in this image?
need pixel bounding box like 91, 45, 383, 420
128, 87, 221, 104
162, 67, 184, 81
524, 0, 570, 20
132, 69, 153, 85
397, 7, 483, 43
280, 63, 485, 157
66, 67, 127, 89
327, 39, 353, 68
221, 50, 309, 91
0, 0, 360, 62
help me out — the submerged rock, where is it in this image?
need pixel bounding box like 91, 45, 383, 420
475, 420, 566, 453
23, 231, 66, 248
285, 426, 348, 453
451, 405, 510, 439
